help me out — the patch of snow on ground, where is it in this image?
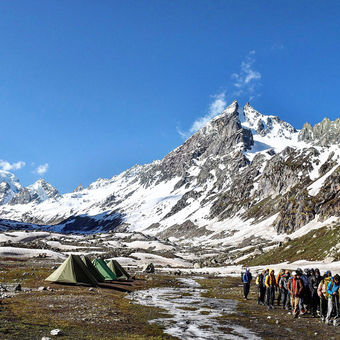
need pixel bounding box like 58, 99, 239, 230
0, 247, 65, 260
131, 252, 191, 268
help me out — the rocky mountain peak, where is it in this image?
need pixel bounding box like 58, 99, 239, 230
147, 101, 253, 184
0, 170, 22, 204
241, 103, 297, 139
298, 117, 340, 146
9, 178, 59, 205
73, 184, 84, 192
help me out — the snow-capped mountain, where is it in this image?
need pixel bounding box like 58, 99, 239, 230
0, 101, 339, 250
10, 179, 60, 205
0, 170, 22, 204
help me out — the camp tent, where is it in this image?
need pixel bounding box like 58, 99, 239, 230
45, 254, 98, 286
80, 255, 106, 283
105, 259, 130, 280
92, 258, 117, 281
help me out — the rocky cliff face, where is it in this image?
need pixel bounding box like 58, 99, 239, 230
299, 117, 340, 146
0, 101, 339, 246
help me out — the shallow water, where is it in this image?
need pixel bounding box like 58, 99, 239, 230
128, 278, 260, 340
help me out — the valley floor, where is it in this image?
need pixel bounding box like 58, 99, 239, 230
1, 258, 340, 339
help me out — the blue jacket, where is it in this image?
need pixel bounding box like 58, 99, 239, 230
300, 274, 310, 289
242, 270, 252, 283
327, 280, 339, 297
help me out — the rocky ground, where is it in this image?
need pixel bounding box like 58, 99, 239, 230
1, 257, 340, 339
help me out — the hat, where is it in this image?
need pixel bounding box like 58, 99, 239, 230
292, 271, 297, 276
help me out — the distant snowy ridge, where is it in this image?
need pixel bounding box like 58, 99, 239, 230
0, 101, 339, 250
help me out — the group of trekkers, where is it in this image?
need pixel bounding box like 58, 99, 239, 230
241, 267, 340, 326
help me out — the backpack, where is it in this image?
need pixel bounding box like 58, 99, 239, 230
263, 273, 268, 285
243, 272, 249, 282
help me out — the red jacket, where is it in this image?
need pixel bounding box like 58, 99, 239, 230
288, 277, 303, 297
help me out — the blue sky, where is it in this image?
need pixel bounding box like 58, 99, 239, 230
0, 0, 339, 192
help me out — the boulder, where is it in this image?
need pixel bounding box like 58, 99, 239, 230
142, 263, 155, 273
50, 329, 62, 336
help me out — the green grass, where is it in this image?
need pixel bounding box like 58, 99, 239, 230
0, 259, 177, 340
240, 223, 340, 266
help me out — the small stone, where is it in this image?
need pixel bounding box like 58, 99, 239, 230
276, 320, 279, 324
42, 337, 51, 340
50, 329, 62, 336
14, 284, 22, 291
89, 288, 94, 292
267, 316, 271, 319
38, 286, 47, 291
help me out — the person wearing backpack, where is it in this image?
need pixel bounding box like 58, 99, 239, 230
279, 270, 291, 309
265, 269, 277, 309
325, 274, 340, 325
318, 270, 331, 322
276, 269, 285, 306
241, 268, 252, 300
256, 270, 266, 305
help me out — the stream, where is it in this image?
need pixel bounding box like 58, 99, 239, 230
128, 278, 260, 340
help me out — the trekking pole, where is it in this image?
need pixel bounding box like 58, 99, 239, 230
335, 294, 339, 319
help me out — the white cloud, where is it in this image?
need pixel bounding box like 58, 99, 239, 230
231, 50, 261, 97
272, 43, 284, 50
0, 160, 26, 171
178, 92, 227, 139
35, 163, 49, 175
177, 50, 262, 139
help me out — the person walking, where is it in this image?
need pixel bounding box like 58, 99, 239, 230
241, 268, 252, 300
265, 269, 276, 309
288, 271, 303, 318
279, 270, 291, 310
325, 274, 340, 326
318, 270, 332, 322
309, 268, 322, 317
256, 270, 266, 305
276, 269, 285, 306
300, 268, 311, 314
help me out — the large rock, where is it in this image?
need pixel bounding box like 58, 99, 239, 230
142, 263, 155, 273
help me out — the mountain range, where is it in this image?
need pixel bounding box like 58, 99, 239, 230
0, 101, 339, 250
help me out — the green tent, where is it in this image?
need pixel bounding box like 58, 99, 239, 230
80, 255, 106, 283
92, 258, 117, 281
105, 259, 130, 280
45, 254, 98, 286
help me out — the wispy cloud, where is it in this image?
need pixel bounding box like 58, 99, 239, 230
177, 50, 262, 138
271, 43, 284, 50
0, 160, 26, 171
35, 163, 49, 175
177, 92, 227, 139
231, 50, 261, 100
